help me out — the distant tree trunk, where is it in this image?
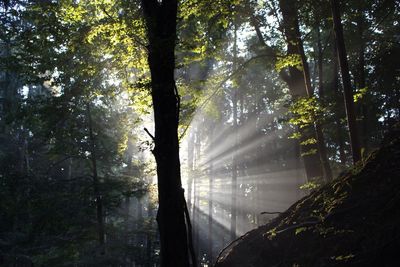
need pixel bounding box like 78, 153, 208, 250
87, 103, 105, 255
237, 88, 247, 234
126, 135, 135, 172
190, 130, 196, 248
145, 236, 153, 266
141, 1, 191, 266
137, 197, 143, 221
67, 157, 72, 180
278, 0, 330, 181
356, 10, 369, 154
330, 0, 361, 164
314, 16, 333, 181
146, 196, 155, 267
230, 24, 238, 240
251, 100, 262, 226
316, 18, 324, 99
208, 152, 214, 264
187, 131, 195, 213
332, 42, 347, 165
193, 128, 201, 259
186, 130, 196, 265
123, 135, 134, 264
23, 136, 30, 174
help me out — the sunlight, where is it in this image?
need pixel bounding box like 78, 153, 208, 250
180, 104, 307, 262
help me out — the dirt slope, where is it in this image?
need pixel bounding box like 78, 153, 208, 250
215, 126, 400, 267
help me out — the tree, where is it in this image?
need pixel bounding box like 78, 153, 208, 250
330, 0, 361, 164
230, 22, 238, 241
141, 0, 193, 266
277, 0, 332, 181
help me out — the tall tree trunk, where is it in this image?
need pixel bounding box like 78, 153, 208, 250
87, 103, 105, 255
141, 1, 192, 266
331, 41, 347, 165
230, 24, 238, 241
314, 18, 333, 181
237, 88, 247, 234
252, 9, 324, 181
279, 0, 331, 181
330, 0, 361, 164
356, 10, 369, 154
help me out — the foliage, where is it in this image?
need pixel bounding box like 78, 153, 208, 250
288, 97, 324, 130
275, 54, 302, 72
0, 0, 399, 265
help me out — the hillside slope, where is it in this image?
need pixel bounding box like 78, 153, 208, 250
215, 126, 400, 267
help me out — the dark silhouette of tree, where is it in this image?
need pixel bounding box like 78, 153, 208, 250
330, 0, 361, 164
141, 0, 193, 266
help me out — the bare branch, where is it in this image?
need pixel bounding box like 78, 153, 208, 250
144, 127, 155, 141
261, 211, 283, 215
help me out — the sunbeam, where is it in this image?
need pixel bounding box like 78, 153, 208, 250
181, 105, 308, 264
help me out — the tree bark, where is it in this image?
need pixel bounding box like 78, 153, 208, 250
141, 1, 191, 266
330, 0, 361, 164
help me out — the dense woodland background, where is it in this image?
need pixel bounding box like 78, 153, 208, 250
0, 0, 399, 266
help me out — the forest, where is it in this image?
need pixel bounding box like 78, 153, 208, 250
0, 0, 399, 266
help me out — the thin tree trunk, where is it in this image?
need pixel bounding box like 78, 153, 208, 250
194, 128, 201, 259
187, 131, 195, 214
208, 130, 214, 264
238, 88, 247, 233
230, 24, 238, 241
316, 19, 324, 99
356, 11, 369, 154
253, 101, 262, 227
146, 196, 154, 267
87, 103, 105, 255
330, 0, 361, 164
332, 42, 347, 165
67, 157, 72, 180
314, 19, 333, 181
141, 1, 192, 266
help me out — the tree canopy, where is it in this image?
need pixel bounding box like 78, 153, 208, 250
0, 0, 398, 266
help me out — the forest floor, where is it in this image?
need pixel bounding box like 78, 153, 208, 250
215, 124, 400, 267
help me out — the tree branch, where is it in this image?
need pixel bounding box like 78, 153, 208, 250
144, 127, 155, 141
261, 211, 283, 215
